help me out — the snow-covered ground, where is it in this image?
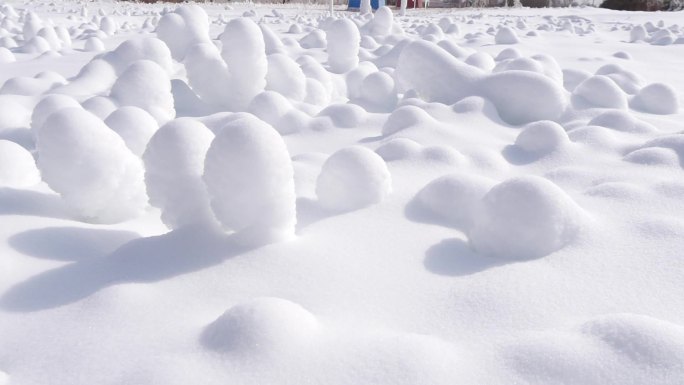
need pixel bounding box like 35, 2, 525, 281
1, 1, 684, 383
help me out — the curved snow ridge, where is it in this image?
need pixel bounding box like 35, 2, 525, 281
395, 40, 568, 125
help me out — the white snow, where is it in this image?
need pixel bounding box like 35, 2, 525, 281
1, 2, 684, 384
203, 115, 296, 244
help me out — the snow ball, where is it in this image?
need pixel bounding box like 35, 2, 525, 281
203, 115, 296, 243
382, 105, 434, 136
110, 60, 175, 123
105, 106, 159, 156
465, 52, 495, 71
495, 27, 519, 44
266, 53, 307, 101
515, 120, 569, 155
30, 94, 82, 134
203, 297, 319, 354
82, 96, 118, 120
573, 75, 627, 109
327, 19, 360, 74
220, 18, 267, 111
416, 172, 495, 229
469, 175, 586, 260
83, 36, 104, 52
613, 51, 631, 60
305, 78, 331, 106
36, 108, 147, 223
0, 140, 40, 188
288, 23, 303, 34
247, 91, 293, 127
317, 103, 367, 129
260, 24, 285, 54
316, 146, 391, 212
630, 25, 648, 42
588, 110, 656, 133
346, 62, 378, 99
631, 83, 679, 115
143, 118, 215, 229
358, 71, 397, 112
496, 47, 521, 61
99, 16, 117, 35
623, 148, 679, 167
22, 36, 51, 54
274, 109, 309, 135
156, 4, 210, 60
375, 138, 422, 161
366, 6, 394, 37
581, 314, 684, 368
0, 37, 18, 49
479, 71, 568, 125
422, 145, 466, 165
300, 29, 326, 49
104, 37, 173, 75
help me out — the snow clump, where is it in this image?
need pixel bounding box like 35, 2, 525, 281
514, 120, 569, 155
495, 27, 520, 44
316, 146, 392, 212
0, 140, 40, 188
105, 106, 159, 156
202, 297, 319, 354
203, 115, 296, 243
327, 19, 360, 74
415, 173, 496, 229
36, 108, 147, 223
110, 60, 175, 123
156, 4, 211, 60
469, 175, 586, 260
631, 83, 679, 114
143, 118, 215, 230
219, 18, 267, 111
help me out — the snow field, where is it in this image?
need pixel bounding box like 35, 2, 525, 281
0, 1, 683, 384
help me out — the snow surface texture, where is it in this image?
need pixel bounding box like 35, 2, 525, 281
1, 1, 684, 384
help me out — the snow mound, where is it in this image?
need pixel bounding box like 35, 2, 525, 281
0, 140, 40, 188
247, 91, 293, 128
357, 71, 397, 112
220, 17, 267, 111
588, 110, 656, 133
375, 138, 423, 161
143, 118, 215, 230
82, 96, 118, 120
630, 25, 647, 42
317, 103, 367, 129
37, 108, 147, 223
382, 105, 435, 136
83, 37, 104, 52
103, 37, 173, 75
0, 47, 15, 63
573, 75, 627, 109
582, 314, 684, 367
415, 173, 496, 229
623, 148, 679, 167
469, 175, 586, 260
495, 27, 520, 44
203, 115, 296, 243
104, 106, 159, 156
396, 40, 567, 125
110, 60, 175, 123
30, 94, 82, 134
327, 19, 360, 74
316, 146, 391, 212
631, 83, 679, 115
156, 4, 210, 60
265, 53, 306, 101
202, 297, 319, 354
515, 120, 569, 155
